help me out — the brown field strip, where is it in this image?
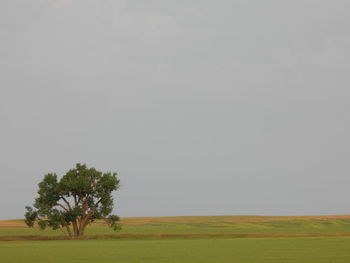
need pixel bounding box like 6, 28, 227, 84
2, 232, 350, 242
119, 215, 350, 225
0, 220, 27, 228
2, 215, 350, 228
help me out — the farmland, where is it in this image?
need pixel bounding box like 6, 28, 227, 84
1, 215, 350, 262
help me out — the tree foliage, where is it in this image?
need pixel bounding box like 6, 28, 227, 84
25, 163, 121, 238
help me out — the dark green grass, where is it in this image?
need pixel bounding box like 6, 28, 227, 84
2, 237, 350, 263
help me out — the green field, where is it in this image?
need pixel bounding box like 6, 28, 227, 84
2, 237, 350, 263
1, 216, 350, 262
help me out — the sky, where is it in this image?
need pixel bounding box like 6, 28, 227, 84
1, 0, 350, 220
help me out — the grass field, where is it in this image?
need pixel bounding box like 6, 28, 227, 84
2, 237, 350, 263
2, 215, 350, 238
1, 215, 350, 262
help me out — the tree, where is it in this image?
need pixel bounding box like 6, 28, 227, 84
24, 163, 121, 239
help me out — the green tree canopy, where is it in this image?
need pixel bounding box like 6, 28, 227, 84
25, 163, 121, 239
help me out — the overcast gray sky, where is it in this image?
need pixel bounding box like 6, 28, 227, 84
1, 0, 350, 220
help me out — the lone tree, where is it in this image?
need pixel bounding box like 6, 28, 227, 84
24, 163, 121, 239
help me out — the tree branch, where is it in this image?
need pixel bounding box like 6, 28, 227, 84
73, 194, 78, 207
61, 196, 72, 210
57, 203, 69, 212
86, 198, 102, 219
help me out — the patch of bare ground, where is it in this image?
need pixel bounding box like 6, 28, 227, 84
2, 233, 350, 242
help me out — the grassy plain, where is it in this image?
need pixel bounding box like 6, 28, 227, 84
2, 237, 350, 263
1, 215, 350, 237
1, 215, 350, 262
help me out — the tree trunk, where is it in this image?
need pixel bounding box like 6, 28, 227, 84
76, 214, 90, 238
72, 220, 79, 238
65, 225, 73, 239
79, 225, 86, 237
